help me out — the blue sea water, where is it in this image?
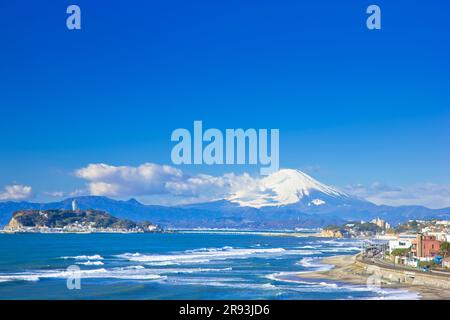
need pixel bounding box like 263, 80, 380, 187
0, 232, 418, 300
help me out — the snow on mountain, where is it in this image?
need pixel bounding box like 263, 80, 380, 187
309, 199, 326, 206
227, 169, 348, 208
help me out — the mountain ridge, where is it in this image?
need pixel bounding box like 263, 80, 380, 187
1, 195, 449, 229
0, 170, 449, 228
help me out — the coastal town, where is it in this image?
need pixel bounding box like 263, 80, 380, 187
322, 217, 450, 272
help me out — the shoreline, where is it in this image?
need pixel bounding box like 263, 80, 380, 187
296, 255, 450, 300
0, 230, 164, 235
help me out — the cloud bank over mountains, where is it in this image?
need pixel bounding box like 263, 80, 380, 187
74, 163, 252, 203
1, 162, 449, 209
0, 185, 33, 201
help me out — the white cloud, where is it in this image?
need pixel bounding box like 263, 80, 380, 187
44, 191, 65, 198
345, 182, 450, 209
75, 163, 248, 202
76, 163, 184, 197
0, 184, 33, 201
43, 189, 88, 199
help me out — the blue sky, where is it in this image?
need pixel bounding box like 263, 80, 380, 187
0, 1, 449, 207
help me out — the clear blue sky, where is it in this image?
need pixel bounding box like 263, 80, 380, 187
0, 0, 449, 203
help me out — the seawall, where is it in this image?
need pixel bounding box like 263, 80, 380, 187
355, 256, 450, 290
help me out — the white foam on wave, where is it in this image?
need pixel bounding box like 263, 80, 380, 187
0, 274, 41, 282
296, 257, 334, 273
170, 273, 375, 295
148, 267, 233, 275
145, 261, 179, 266
266, 272, 420, 299
0, 266, 165, 283
0, 264, 234, 283
297, 245, 321, 249
361, 288, 420, 300
265, 271, 339, 290
166, 276, 279, 291
186, 246, 234, 253
116, 247, 293, 265
122, 265, 146, 270
266, 271, 306, 284
62, 254, 104, 261
333, 283, 420, 300
76, 261, 105, 266
290, 250, 323, 256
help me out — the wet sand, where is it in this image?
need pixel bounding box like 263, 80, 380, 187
297, 255, 450, 300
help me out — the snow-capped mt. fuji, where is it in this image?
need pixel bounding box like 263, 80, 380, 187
227, 169, 350, 208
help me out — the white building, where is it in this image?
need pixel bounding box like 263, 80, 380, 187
396, 256, 418, 268
72, 200, 78, 211
388, 239, 412, 253
371, 217, 391, 230
426, 232, 447, 242
376, 234, 397, 240
443, 257, 450, 269
398, 233, 417, 240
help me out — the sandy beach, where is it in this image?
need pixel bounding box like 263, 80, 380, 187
297, 255, 450, 300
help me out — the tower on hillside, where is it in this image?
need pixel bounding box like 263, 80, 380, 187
72, 200, 78, 211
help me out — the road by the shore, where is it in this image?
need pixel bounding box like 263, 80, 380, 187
297, 255, 450, 300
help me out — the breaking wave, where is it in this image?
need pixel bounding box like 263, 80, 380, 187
75, 261, 105, 266
62, 254, 104, 261
0, 267, 165, 283
116, 247, 294, 264
296, 257, 334, 272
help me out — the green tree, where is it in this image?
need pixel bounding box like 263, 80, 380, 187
440, 242, 450, 258
391, 248, 410, 257
324, 225, 341, 231
418, 260, 435, 269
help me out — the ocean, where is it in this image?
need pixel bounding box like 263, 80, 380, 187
0, 232, 418, 300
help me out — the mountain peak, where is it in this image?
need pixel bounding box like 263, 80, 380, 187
126, 198, 142, 205
227, 169, 348, 208
266, 169, 346, 197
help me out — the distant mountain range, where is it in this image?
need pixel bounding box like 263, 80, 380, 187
1, 170, 449, 229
